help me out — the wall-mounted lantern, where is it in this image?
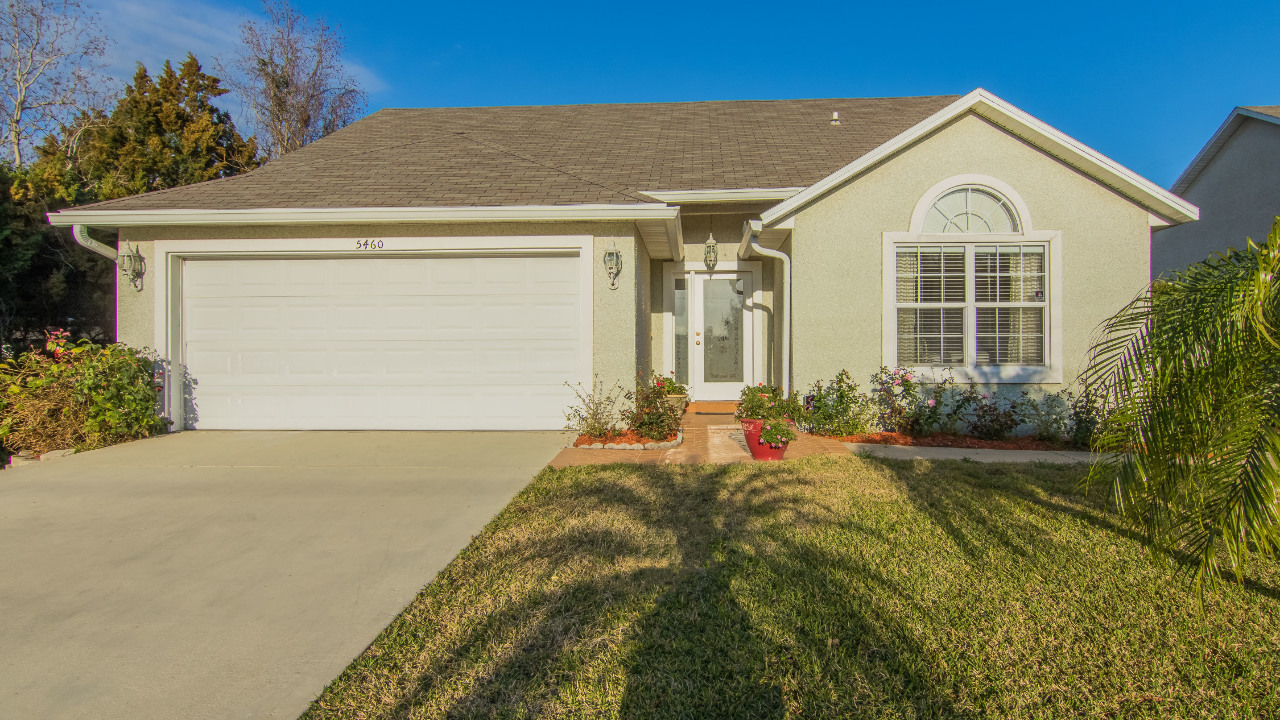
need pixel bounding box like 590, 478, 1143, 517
119, 240, 146, 291
704, 230, 719, 271
603, 240, 623, 289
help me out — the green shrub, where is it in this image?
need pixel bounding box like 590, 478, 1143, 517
0, 331, 168, 455
1021, 390, 1072, 442
798, 370, 876, 436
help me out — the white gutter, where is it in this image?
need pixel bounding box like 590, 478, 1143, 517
740, 219, 790, 395
643, 187, 805, 204
72, 224, 117, 260
46, 203, 680, 228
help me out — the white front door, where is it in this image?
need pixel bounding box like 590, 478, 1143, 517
690, 272, 753, 401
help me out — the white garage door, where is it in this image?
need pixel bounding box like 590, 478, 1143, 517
180, 254, 584, 430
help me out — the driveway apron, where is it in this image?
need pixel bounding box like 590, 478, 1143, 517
0, 430, 565, 720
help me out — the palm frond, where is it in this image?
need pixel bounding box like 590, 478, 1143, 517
1084, 217, 1280, 593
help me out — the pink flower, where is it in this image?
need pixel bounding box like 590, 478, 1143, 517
981, 393, 990, 400
905, 373, 914, 381
893, 379, 902, 386
927, 399, 936, 407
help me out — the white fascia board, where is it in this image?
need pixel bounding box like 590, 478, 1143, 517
762, 88, 1200, 227
46, 203, 680, 228
1170, 108, 1280, 195
642, 187, 806, 203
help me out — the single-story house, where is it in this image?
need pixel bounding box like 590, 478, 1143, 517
48, 89, 1199, 431
1154, 105, 1280, 278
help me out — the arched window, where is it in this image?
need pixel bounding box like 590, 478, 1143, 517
922, 186, 1020, 234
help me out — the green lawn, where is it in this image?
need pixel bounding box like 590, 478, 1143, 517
303, 456, 1280, 719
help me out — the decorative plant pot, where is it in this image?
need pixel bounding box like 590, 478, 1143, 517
740, 418, 763, 447
665, 394, 688, 412
749, 440, 788, 461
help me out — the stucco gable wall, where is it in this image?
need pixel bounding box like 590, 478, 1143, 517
1155, 118, 1280, 277
790, 112, 1151, 392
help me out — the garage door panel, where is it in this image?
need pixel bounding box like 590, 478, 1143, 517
181, 255, 584, 430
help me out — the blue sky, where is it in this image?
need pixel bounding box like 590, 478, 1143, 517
99, 0, 1280, 188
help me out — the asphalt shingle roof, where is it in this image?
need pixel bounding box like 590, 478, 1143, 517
83, 95, 961, 211
1244, 105, 1280, 120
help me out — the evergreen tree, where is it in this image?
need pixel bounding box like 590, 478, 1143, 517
3, 53, 257, 345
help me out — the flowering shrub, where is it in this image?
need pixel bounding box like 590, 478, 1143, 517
622, 372, 682, 441
869, 366, 923, 433
757, 420, 797, 448
0, 331, 168, 455
656, 371, 687, 397
736, 383, 783, 420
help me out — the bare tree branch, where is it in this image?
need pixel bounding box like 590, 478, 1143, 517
0, 0, 108, 166
221, 0, 366, 160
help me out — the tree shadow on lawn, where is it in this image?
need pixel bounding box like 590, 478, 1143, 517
877, 457, 1280, 602
346, 459, 976, 719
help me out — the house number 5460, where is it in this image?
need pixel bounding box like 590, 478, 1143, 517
354, 239, 385, 250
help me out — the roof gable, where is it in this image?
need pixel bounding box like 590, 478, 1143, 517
1171, 106, 1280, 195
762, 89, 1198, 228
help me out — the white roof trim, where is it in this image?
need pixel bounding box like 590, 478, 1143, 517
643, 187, 805, 203
761, 88, 1200, 227
1171, 107, 1280, 195
46, 203, 680, 228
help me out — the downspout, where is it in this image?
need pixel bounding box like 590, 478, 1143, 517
72, 225, 117, 260
740, 219, 791, 395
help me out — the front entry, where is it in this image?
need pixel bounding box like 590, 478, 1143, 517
691, 272, 753, 400
664, 261, 762, 401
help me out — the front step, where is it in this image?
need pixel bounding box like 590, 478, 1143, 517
686, 401, 738, 415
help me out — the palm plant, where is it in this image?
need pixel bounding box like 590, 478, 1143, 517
1084, 217, 1280, 592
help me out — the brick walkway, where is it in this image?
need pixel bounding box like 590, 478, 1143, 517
548, 402, 849, 468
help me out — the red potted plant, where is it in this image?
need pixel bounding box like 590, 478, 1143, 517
751, 421, 797, 461
735, 383, 796, 459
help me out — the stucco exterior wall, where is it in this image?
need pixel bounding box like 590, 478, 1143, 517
115, 233, 154, 348
118, 221, 642, 392
1154, 117, 1280, 277
790, 112, 1152, 392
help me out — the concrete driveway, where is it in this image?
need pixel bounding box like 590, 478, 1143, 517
0, 430, 566, 719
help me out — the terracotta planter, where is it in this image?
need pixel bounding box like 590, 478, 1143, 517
740, 418, 763, 447
749, 440, 788, 461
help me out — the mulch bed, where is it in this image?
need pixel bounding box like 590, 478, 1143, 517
833, 431, 1081, 451
573, 430, 677, 447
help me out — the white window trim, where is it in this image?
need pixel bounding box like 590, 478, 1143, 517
909, 174, 1035, 234
882, 230, 1063, 384
662, 259, 764, 393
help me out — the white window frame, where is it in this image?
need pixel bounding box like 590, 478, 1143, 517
883, 175, 1064, 384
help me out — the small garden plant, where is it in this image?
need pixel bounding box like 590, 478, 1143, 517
0, 330, 169, 457
563, 377, 624, 438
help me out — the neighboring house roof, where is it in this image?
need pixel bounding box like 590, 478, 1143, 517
64, 95, 959, 212
1171, 105, 1280, 195
764, 89, 1199, 227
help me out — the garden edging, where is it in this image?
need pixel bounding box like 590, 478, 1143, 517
570, 431, 683, 451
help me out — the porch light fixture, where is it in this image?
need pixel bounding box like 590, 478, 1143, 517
704, 230, 719, 271
603, 240, 623, 289
119, 240, 146, 291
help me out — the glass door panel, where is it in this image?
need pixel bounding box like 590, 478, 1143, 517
702, 277, 745, 382
690, 272, 753, 401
